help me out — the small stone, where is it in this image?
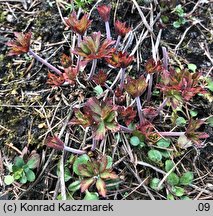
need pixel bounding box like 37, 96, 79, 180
6, 14, 14, 23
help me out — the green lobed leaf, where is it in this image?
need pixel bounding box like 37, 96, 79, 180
148, 150, 162, 163
171, 186, 185, 197
165, 160, 175, 172
64, 167, 72, 182
207, 117, 213, 127
167, 193, 175, 200
157, 138, 171, 148
68, 181, 81, 192
167, 172, 179, 186
4, 175, 14, 185
179, 172, 194, 186
94, 85, 103, 96
25, 169, 36, 182
73, 154, 90, 176
130, 136, 140, 146
176, 117, 187, 127
14, 157, 25, 168
150, 178, 163, 191
19, 172, 27, 184
106, 156, 113, 169
207, 78, 213, 92
83, 191, 99, 200
190, 110, 198, 117
187, 63, 197, 72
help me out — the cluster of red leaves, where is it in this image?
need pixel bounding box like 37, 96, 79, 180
124, 75, 147, 98
45, 136, 64, 151
47, 54, 79, 87
157, 69, 206, 108
117, 106, 137, 126
73, 32, 115, 61
93, 70, 108, 86
65, 12, 92, 36
106, 51, 134, 68
6, 32, 31, 56
69, 97, 120, 140
97, 5, 111, 22
145, 58, 162, 74
114, 20, 131, 37
136, 121, 160, 144
78, 155, 118, 197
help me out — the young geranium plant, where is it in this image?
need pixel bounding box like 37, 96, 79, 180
185, 119, 209, 147
114, 20, 131, 49
73, 154, 118, 197
73, 31, 115, 80
124, 75, 147, 124
106, 51, 134, 90
69, 97, 120, 142
97, 5, 111, 39
65, 11, 92, 39
157, 69, 206, 109
6, 32, 62, 75
145, 58, 162, 102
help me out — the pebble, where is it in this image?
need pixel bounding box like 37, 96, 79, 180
6, 14, 14, 23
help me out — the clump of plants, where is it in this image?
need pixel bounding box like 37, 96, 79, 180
5, 2, 212, 200
4, 150, 40, 185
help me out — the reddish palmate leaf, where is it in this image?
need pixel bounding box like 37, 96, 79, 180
70, 97, 119, 140
93, 70, 108, 86
118, 106, 137, 126
73, 32, 115, 61
97, 5, 111, 22
46, 72, 65, 87
46, 136, 64, 151
124, 75, 147, 98
157, 69, 206, 109
63, 66, 78, 85
137, 120, 153, 135
76, 154, 119, 196
6, 32, 31, 56
105, 51, 134, 68
61, 53, 72, 68
69, 108, 92, 128
143, 107, 158, 120
81, 178, 95, 193
96, 178, 107, 197
65, 12, 92, 36
185, 119, 209, 147
145, 58, 162, 74
114, 20, 131, 37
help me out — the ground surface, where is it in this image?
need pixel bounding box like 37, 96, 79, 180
0, 0, 213, 200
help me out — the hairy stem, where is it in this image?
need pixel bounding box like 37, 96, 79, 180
115, 35, 121, 49
29, 49, 62, 75
64, 146, 86, 154
147, 73, 153, 102
120, 68, 126, 91
87, 59, 97, 80
136, 96, 145, 125
105, 21, 111, 40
